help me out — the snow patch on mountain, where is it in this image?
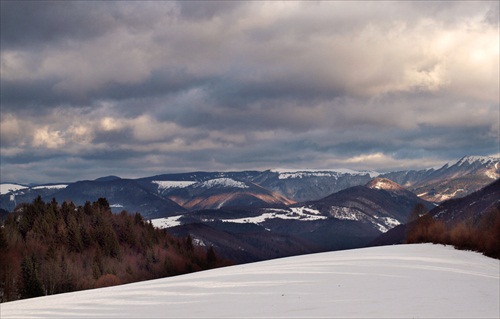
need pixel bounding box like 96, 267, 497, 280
376, 216, 401, 228
192, 238, 206, 247
272, 169, 379, 179
329, 206, 364, 221
433, 188, 467, 202
195, 178, 249, 189
485, 169, 498, 179
366, 178, 404, 191
153, 180, 197, 190
151, 215, 183, 228
0, 183, 28, 195
327, 208, 401, 232
457, 155, 495, 165
32, 184, 68, 190
444, 155, 499, 168
221, 207, 327, 224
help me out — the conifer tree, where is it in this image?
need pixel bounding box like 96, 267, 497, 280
0, 227, 7, 250
20, 254, 44, 299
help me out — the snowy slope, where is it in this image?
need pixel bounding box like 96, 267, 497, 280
2, 244, 498, 318
0, 183, 28, 195
271, 168, 380, 179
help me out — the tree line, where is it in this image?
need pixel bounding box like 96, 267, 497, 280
406, 203, 500, 259
0, 197, 230, 302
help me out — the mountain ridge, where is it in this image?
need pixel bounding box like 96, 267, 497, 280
1, 155, 498, 215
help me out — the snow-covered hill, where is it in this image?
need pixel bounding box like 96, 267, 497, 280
2, 244, 498, 318
0, 183, 28, 195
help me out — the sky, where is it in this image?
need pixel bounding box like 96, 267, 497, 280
1, 1, 499, 184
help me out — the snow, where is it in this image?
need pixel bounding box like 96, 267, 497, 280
370, 179, 401, 190
447, 155, 499, 167
377, 216, 401, 228
272, 169, 379, 179
221, 207, 327, 224
329, 206, 363, 221
195, 178, 249, 189
32, 184, 67, 190
192, 238, 206, 247
485, 168, 499, 179
150, 216, 183, 228
435, 188, 466, 202
1, 183, 67, 195
2, 244, 498, 318
152, 180, 197, 190
459, 155, 496, 165
0, 183, 28, 195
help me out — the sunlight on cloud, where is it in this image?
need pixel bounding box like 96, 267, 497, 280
32, 126, 65, 149
100, 117, 124, 132
345, 153, 387, 164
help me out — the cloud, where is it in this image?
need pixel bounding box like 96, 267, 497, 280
1, 1, 498, 183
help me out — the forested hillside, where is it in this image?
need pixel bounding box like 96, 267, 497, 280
0, 197, 229, 302
406, 204, 500, 259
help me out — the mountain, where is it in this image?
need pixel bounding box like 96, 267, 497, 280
151, 178, 433, 262
302, 178, 434, 231
3, 244, 498, 318
429, 178, 500, 225
52, 179, 185, 219
164, 178, 295, 210
250, 169, 379, 202
136, 171, 262, 195
2, 155, 497, 218
371, 178, 500, 247
381, 155, 500, 202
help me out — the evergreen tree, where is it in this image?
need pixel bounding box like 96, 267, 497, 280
206, 245, 217, 267
185, 235, 194, 252
20, 254, 44, 299
0, 226, 8, 250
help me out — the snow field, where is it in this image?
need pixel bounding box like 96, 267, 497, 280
1, 244, 498, 318
152, 180, 197, 190
195, 178, 249, 189
0, 184, 28, 195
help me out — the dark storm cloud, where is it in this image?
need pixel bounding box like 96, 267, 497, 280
0, 1, 115, 49
0, 1, 175, 50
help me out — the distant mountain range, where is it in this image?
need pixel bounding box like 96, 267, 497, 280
380, 155, 499, 202
1, 155, 498, 262
1, 155, 498, 218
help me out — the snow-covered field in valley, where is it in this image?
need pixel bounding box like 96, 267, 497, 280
1, 244, 498, 318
